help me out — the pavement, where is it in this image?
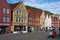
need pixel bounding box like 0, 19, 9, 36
0, 31, 60, 40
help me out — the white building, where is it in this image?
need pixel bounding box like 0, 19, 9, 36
45, 14, 52, 30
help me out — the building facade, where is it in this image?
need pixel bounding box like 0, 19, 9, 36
45, 14, 52, 31
0, 0, 11, 34
28, 9, 35, 32
40, 11, 45, 31
35, 10, 42, 32
51, 15, 59, 28
9, 2, 28, 33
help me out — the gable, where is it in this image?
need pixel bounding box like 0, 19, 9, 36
28, 9, 35, 17
40, 11, 45, 18
9, 2, 22, 11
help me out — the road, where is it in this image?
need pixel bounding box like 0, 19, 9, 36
0, 31, 60, 40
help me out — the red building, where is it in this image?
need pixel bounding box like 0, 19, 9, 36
59, 19, 60, 28
51, 16, 59, 28
34, 10, 42, 31
0, 0, 11, 34
28, 9, 35, 32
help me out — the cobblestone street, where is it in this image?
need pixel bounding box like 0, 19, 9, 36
0, 31, 60, 40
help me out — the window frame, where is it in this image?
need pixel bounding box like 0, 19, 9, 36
7, 8, 9, 14
2, 8, 6, 14
2, 16, 6, 22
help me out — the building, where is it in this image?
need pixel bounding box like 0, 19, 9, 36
59, 19, 60, 28
26, 6, 43, 32
28, 9, 35, 32
45, 14, 52, 31
35, 10, 42, 32
40, 11, 45, 31
9, 2, 28, 33
58, 16, 60, 28
0, 0, 11, 34
51, 15, 59, 28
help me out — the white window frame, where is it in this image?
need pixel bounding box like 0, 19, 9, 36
7, 17, 9, 22
2, 16, 6, 22
2, 8, 6, 13
7, 9, 9, 14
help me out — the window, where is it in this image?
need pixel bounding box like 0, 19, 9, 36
2, 16, 6, 22
19, 9, 21, 13
2, 8, 6, 13
16, 10, 18, 14
24, 18, 26, 23
22, 18, 23, 22
2, 16, 9, 22
7, 9, 9, 14
21, 9, 23, 15
16, 17, 19, 22
7, 17, 9, 22
19, 18, 21, 22
22, 9, 26, 16
23, 18, 26, 23
29, 22, 32, 25
19, 8, 22, 15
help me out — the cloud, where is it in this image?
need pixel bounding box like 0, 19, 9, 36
7, 0, 21, 3
7, 0, 60, 14
24, 0, 60, 14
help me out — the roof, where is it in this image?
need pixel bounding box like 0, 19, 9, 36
26, 6, 42, 12
26, 6, 43, 16
8, 2, 23, 10
44, 11, 53, 15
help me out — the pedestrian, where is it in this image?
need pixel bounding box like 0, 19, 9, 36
47, 30, 52, 38
52, 30, 56, 38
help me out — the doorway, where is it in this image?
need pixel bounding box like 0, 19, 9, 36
0, 26, 8, 34
14, 25, 26, 33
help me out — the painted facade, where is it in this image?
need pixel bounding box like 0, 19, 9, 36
28, 9, 35, 32
51, 15, 59, 28
9, 2, 28, 33
45, 14, 52, 30
35, 10, 42, 31
40, 11, 45, 30
0, 0, 11, 34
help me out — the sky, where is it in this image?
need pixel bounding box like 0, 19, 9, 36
7, 0, 60, 14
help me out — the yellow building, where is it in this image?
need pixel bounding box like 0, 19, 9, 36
40, 11, 45, 31
9, 2, 28, 33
